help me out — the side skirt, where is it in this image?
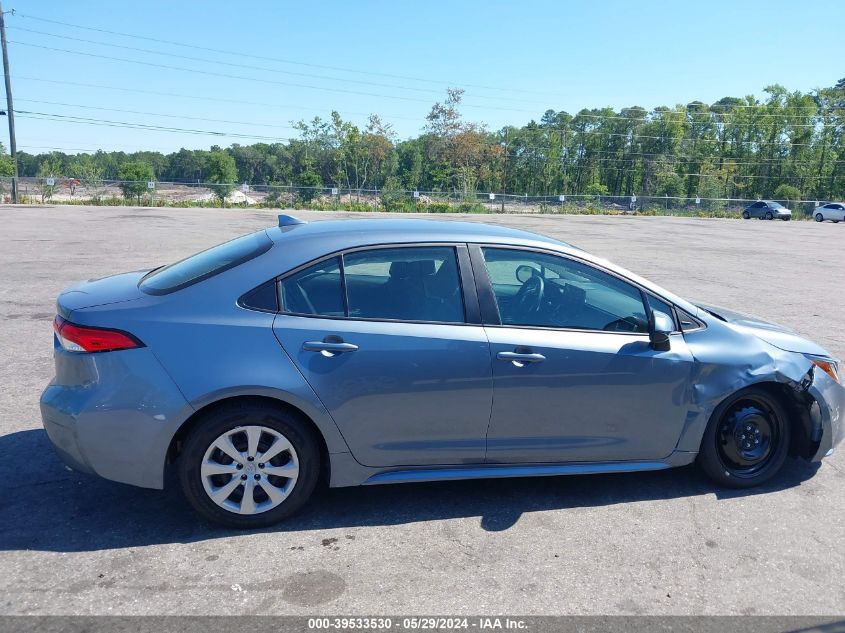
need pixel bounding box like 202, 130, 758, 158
328, 451, 698, 488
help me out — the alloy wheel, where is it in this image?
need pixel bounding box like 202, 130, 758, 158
200, 425, 299, 515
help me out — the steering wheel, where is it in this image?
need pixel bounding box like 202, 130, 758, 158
602, 316, 645, 333
513, 275, 545, 318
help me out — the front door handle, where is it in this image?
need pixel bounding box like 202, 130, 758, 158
303, 341, 359, 355
497, 351, 545, 366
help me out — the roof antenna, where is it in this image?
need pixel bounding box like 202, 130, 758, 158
277, 214, 306, 231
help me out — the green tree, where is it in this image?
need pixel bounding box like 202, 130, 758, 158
206, 150, 238, 206
0, 141, 14, 177
118, 161, 155, 205
38, 155, 63, 201
70, 154, 104, 203
773, 183, 801, 206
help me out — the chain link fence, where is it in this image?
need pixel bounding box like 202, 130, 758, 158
0, 176, 832, 219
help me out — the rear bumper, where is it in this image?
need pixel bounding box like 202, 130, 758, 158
808, 369, 845, 461
40, 345, 193, 489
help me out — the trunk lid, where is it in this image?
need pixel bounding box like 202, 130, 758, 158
57, 270, 150, 318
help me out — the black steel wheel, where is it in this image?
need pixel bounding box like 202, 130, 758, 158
698, 387, 790, 488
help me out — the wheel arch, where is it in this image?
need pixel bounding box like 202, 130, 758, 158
700, 380, 816, 459
166, 390, 347, 487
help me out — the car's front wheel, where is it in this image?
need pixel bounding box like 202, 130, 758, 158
178, 401, 320, 528
697, 387, 789, 488
815, 213, 824, 222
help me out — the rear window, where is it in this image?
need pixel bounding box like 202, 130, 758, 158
140, 231, 273, 295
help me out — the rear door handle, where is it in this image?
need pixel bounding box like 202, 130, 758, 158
303, 341, 359, 354
497, 351, 545, 364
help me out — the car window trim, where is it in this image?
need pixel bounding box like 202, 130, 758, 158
469, 243, 688, 336
274, 242, 481, 326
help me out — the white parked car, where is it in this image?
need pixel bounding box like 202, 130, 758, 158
815, 203, 845, 223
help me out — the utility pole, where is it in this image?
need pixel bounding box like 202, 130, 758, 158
0, 3, 17, 203
500, 128, 508, 213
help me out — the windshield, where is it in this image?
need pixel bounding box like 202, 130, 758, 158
140, 231, 272, 295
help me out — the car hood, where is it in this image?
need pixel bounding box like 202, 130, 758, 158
695, 302, 832, 358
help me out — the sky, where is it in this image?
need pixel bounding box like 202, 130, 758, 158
3, 0, 844, 155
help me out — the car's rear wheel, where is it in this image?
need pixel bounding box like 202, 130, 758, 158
697, 387, 789, 488
815, 213, 824, 222
765, 211, 774, 220
178, 402, 320, 528
742, 210, 750, 219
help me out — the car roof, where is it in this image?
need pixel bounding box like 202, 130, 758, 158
266, 218, 572, 251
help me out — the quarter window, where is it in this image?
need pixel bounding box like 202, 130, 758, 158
481, 248, 648, 333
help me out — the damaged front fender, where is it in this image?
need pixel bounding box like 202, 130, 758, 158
675, 315, 844, 461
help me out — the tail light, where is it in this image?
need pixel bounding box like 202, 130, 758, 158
53, 316, 144, 353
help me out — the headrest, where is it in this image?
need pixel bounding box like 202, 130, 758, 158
389, 260, 436, 278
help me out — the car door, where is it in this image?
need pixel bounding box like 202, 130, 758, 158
750, 201, 766, 218
833, 204, 845, 221
471, 245, 695, 464
272, 244, 493, 468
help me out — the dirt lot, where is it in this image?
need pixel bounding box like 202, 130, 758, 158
0, 205, 843, 616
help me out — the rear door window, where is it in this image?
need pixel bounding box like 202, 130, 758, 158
280, 257, 344, 317
343, 246, 465, 323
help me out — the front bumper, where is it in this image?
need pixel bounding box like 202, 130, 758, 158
40, 344, 192, 489
807, 368, 845, 460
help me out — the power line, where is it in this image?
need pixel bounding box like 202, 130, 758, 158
16, 98, 299, 130
15, 110, 296, 142
13, 75, 420, 123
8, 25, 555, 106
14, 12, 569, 99
9, 40, 539, 113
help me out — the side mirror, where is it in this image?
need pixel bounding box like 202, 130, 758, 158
648, 310, 673, 351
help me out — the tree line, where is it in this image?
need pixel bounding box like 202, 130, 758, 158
11, 78, 845, 202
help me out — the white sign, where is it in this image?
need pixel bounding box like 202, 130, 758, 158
241, 183, 249, 193
331, 187, 339, 196
147, 181, 155, 190
631, 195, 637, 203
488, 193, 495, 200
695, 197, 701, 204
815, 200, 820, 207
413, 191, 420, 198
45, 177, 55, 187
558, 195, 565, 202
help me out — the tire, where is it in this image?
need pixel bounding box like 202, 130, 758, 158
815, 213, 824, 222
765, 211, 774, 220
697, 387, 790, 489
781, 216, 790, 221
742, 210, 750, 220
178, 401, 320, 528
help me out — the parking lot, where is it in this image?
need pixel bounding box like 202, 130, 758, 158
0, 205, 843, 616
